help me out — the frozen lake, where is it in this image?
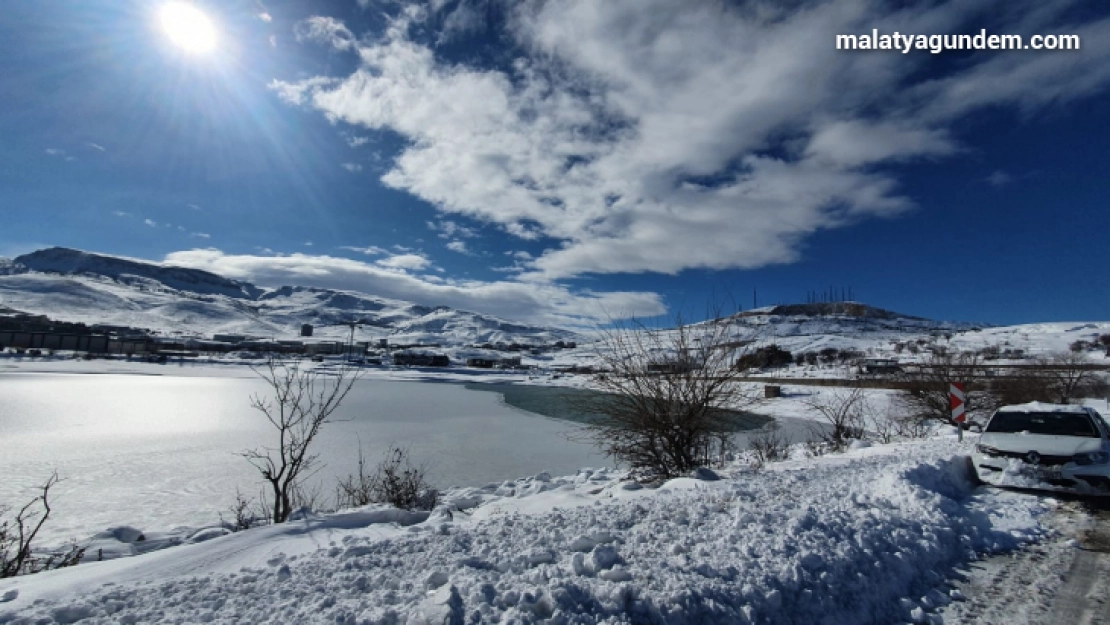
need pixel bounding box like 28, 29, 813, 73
0, 373, 608, 545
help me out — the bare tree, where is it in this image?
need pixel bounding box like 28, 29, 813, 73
1, 473, 85, 578
990, 352, 1108, 406
577, 310, 761, 482
242, 358, 359, 524
898, 351, 997, 426
804, 386, 869, 452
1036, 352, 1109, 404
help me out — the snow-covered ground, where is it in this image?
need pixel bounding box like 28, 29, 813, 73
0, 433, 1061, 624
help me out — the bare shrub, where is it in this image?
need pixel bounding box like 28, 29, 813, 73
748, 424, 791, 469
576, 310, 761, 482
1, 473, 85, 578
803, 437, 829, 458
869, 413, 897, 444
887, 410, 933, 439
337, 446, 438, 511
335, 442, 376, 509
804, 387, 869, 452
220, 489, 264, 532
241, 357, 359, 524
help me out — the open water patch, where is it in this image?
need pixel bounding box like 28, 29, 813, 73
464, 382, 772, 430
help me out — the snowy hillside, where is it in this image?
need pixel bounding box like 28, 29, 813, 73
2, 248, 1107, 360
0, 248, 576, 345
716, 302, 969, 355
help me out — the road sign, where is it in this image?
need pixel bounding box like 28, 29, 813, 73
950, 382, 966, 423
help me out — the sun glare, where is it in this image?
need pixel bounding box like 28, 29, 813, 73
160, 2, 217, 54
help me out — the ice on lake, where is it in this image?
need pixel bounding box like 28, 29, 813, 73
0, 373, 607, 545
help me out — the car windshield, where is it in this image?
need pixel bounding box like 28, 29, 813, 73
986, 411, 1099, 437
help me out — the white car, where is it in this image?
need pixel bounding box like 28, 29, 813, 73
971, 402, 1110, 493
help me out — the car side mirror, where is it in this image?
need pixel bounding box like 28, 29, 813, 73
967, 423, 983, 434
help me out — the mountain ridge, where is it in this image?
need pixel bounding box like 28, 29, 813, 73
0, 247, 576, 344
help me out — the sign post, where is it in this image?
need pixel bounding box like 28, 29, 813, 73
950, 382, 967, 442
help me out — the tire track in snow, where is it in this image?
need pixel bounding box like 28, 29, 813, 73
1050, 505, 1110, 625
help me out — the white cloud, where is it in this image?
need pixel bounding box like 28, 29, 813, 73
258, 12, 272, 22
294, 16, 356, 51
112, 210, 130, 218
86, 142, 106, 152
445, 240, 472, 255
164, 249, 665, 326
270, 76, 337, 106
427, 219, 478, 239
274, 0, 1110, 282
343, 134, 371, 148
144, 219, 158, 228
985, 170, 1013, 187
339, 245, 389, 255
438, 0, 487, 44
376, 252, 431, 272
191, 232, 211, 239
187, 203, 202, 211
341, 162, 363, 172
44, 148, 65, 157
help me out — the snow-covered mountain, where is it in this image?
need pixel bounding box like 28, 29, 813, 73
0, 247, 576, 345
3, 248, 1106, 358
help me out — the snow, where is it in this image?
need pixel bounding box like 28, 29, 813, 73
0, 435, 1054, 624
0, 248, 576, 346
992, 401, 1092, 414
0, 371, 607, 547
1, 248, 1108, 621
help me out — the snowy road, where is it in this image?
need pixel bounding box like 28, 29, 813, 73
942, 495, 1110, 625
1050, 503, 1110, 625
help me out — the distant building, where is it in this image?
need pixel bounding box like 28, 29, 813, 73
647, 361, 695, 374
394, 350, 450, 367
300, 324, 314, 337
859, 358, 902, 374
306, 341, 345, 355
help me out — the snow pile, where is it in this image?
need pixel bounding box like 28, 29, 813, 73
0, 437, 1051, 624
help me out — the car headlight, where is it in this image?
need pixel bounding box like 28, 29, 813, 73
975, 444, 1000, 456
1072, 451, 1110, 466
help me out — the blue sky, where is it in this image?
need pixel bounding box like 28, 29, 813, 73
2, 0, 1109, 328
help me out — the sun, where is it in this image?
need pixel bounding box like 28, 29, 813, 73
159, 2, 217, 54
